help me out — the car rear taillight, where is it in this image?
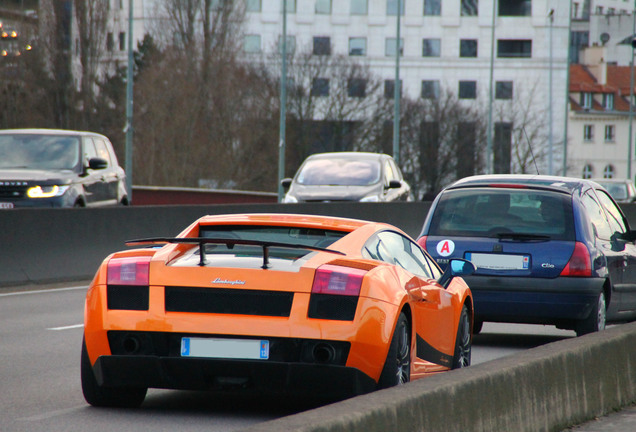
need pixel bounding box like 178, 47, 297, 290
311, 264, 366, 296
560, 242, 592, 277
107, 256, 151, 285
417, 236, 427, 250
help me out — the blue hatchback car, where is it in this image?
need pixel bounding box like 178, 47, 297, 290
417, 175, 636, 336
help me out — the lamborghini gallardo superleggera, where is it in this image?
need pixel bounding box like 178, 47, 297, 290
81, 213, 474, 407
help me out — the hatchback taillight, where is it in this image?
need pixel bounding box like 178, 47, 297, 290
560, 242, 592, 277
417, 236, 427, 250
311, 264, 366, 296
107, 256, 151, 285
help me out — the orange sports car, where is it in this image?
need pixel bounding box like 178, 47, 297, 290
81, 213, 474, 407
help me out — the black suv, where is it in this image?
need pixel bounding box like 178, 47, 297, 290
0, 129, 128, 208
418, 175, 636, 336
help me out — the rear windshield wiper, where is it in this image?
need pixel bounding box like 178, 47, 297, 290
493, 233, 551, 241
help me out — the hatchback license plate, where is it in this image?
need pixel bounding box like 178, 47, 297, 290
180, 337, 269, 360
0, 203, 14, 209
465, 252, 529, 270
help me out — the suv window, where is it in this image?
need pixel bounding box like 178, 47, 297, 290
429, 188, 575, 240
94, 139, 112, 166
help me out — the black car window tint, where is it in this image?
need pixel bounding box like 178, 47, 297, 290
581, 191, 613, 240
408, 240, 437, 279
596, 190, 627, 234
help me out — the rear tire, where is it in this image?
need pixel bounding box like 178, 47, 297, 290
575, 291, 606, 337
451, 305, 471, 369
81, 338, 147, 408
377, 313, 410, 389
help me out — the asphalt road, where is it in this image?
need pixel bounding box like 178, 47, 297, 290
1, 283, 577, 432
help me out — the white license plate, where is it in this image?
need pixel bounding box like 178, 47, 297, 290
180, 337, 269, 360
466, 252, 530, 270
0, 203, 14, 209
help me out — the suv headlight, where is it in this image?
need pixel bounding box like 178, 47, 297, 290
283, 195, 298, 203
26, 185, 70, 198
360, 194, 381, 202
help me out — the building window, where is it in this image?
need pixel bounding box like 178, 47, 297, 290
461, 0, 478, 16
384, 79, 402, 98
604, 165, 615, 178
596, 6, 603, 15
313, 37, 331, 55
421, 80, 440, 99
581, 92, 592, 109
582, 164, 593, 179
349, 37, 367, 56
605, 125, 615, 142
459, 81, 477, 99
422, 39, 441, 57
351, 0, 368, 14
424, 0, 441, 15
387, 0, 405, 15
348, 78, 367, 98
311, 78, 330, 97
243, 35, 261, 53
460, 39, 477, 57
119, 32, 125, 51
603, 93, 614, 110
583, 124, 594, 141
499, 0, 531, 16
282, 0, 296, 13
497, 40, 532, 58
495, 81, 513, 99
278, 35, 296, 54
385, 38, 404, 56
316, 0, 331, 14
106, 32, 114, 51
246, 0, 261, 12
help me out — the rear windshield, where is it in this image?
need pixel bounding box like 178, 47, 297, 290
199, 225, 347, 259
429, 188, 575, 240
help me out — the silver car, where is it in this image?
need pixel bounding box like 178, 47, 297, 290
281, 152, 412, 203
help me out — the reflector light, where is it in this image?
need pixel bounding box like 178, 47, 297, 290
417, 236, 427, 250
560, 242, 592, 277
312, 264, 366, 296
107, 256, 151, 285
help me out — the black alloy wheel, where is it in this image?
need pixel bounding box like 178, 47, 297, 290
378, 312, 411, 388
451, 305, 471, 369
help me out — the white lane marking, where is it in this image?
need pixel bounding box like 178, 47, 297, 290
18, 406, 85, 422
0, 285, 89, 297
47, 324, 84, 331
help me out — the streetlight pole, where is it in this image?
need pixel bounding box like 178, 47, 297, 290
277, 0, 288, 202
548, 9, 554, 175
392, 0, 401, 165
486, 0, 497, 174
124, 0, 134, 202
628, 5, 636, 182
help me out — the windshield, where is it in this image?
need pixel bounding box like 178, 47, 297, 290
296, 158, 381, 186
0, 134, 81, 170
429, 188, 575, 241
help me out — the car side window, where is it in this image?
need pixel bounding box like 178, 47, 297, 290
581, 191, 613, 240
374, 231, 433, 278
94, 139, 112, 166
596, 190, 628, 235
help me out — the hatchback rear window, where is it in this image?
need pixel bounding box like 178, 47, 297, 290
429, 188, 575, 240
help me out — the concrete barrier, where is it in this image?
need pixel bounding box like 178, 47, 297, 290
239, 321, 636, 432
0, 202, 431, 287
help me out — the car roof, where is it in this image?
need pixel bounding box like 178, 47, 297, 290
0, 128, 107, 138
305, 152, 392, 162
196, 213, 372, 231
447, 174, 596, 195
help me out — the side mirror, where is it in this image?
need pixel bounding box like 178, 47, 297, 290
88, 157, 108, 170
281, 178, 292, 189
387, 180, 402, 189
438, 258, 476, 288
